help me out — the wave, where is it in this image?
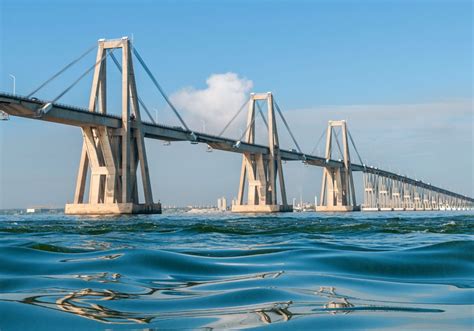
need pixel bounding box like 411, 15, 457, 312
0, 213, 472, 329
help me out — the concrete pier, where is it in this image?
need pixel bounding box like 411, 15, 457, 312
65, 203, 161, 215
65, 38, 160, 215
316, 120, 358, 212
361, 172, 472, 211
231, 93, 292, 213
231, 204, 293, 213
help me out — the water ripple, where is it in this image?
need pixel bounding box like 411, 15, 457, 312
0, 211, 472, 329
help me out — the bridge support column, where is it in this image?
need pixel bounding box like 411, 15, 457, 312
402, 182, 413, 210
432, 193, 439, 210
392, 178, 403, 210
363, 173, 378, 210
232, 93, 292, 213
423, 189, 431, 210
413, 186, 426, 210
379, 176, 392, 211
317, 120, 359, 212
65, 38, 161, 215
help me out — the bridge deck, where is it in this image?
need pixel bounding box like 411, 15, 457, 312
1, 92, 472, 202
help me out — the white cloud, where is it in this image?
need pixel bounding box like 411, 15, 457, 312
170, 73, 253, 134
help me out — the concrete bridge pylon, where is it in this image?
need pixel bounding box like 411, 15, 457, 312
231, 92, 293, 213
65, 37, 161, 215
316, 120, 359, 212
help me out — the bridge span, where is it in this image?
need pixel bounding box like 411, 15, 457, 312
1, 37, 472, 214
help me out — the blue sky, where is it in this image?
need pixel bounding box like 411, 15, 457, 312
0, 0, 472, 208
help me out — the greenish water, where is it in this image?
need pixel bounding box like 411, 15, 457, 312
0, 211, 473, 330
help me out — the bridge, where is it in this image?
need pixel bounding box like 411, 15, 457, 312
1, 37, 472, 214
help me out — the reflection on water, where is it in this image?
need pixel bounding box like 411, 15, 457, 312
60, 253, 123, 263
1, 281, 443, 328
153, 270, 285, 290
324, 298, 354, 315
317, 286, 353, 314
0, 212, 471, 329
48, 272, 122, 283
56, 288, 148, 324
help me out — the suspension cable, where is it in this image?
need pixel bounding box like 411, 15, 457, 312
109, 52, 156, 124
218, 98, 249, 137
273, 99, 303, 153
49, 49, 114, 105
27, 43, 96, 98
132, 47, 190, 131
348, 130, 364, 166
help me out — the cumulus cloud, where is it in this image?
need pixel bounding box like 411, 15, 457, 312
170, 72, 253, 134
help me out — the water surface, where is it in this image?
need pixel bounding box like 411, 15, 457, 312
0, 211, 473, 330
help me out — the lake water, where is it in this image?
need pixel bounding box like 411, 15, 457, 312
0, 211, 472, 330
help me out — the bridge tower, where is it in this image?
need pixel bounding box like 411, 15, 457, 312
316, 120, 358, 212
231, 92, 292, 213
65, 37, 161, 215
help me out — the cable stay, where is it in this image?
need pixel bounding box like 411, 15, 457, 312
348, 130, 364, 166
132, 47, 190, 132
273, 99, 303, 154
23, 40, 361, 172
234, 100, 274, 146
332, 128, 344, 160
255, 101, 269, 129
218, 98, 250, 137
310, 130, 326, 156
37, 48, 115, 116
108, 52, 156, 124
332, 127, 365, 166
236, 108, 259, 144
27, 43, 96, 98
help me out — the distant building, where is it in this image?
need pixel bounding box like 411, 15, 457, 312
217, 197, 227, 211
26, 207, 50, 213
